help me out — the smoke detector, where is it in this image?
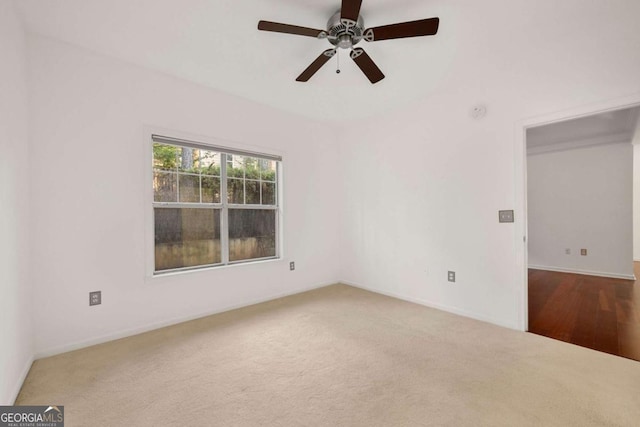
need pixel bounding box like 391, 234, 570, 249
470, 105, 487, 119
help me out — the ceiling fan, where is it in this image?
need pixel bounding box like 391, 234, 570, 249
257, 0, 440, 84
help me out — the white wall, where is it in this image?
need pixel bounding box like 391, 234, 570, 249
0, 0, 33, 404
528, 143, 633, 278
15, 0, 640, 364
338, 103, 523, 327
337, 1, 640, 328
27, 35, 340, 357
634, 144, 640, 261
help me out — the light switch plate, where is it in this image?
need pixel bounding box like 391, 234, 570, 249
499, 210, 514, 223
581, 249, 587, 256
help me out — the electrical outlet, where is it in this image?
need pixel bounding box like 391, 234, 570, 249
581, 249, 587, 256
289, 261, 295, 271
448, 271, 456, 282
565, 248, 571, 255
89, 291, 101, 306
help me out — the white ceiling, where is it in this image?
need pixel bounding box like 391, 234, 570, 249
527, 107, 640, 152
13, 1, 640, 123
15, 0, 459, 122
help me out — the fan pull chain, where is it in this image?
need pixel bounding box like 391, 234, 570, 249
336, 49, 341, 74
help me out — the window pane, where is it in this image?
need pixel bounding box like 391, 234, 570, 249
260, 160, 277, 181
178, 147, 198, 172
154, 208, 221, 271
178, 173, 200, 203
261, 182, 276, 205
227, 155, 244, 178
244, 156, 260, 180
202, 176, 220, 203
153, 143, 178, 171
154, 171, 177, 202
198, 151, 220, 176
227, 178, 244, 204
246, 180, 260, 204
228, 209, 276, 262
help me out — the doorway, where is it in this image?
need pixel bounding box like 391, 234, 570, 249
522, 105, 640, 360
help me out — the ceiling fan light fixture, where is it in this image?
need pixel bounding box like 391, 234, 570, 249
257, 0, 440, 84
336, 34, 353, 49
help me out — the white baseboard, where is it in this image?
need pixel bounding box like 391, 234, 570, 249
528, 265, 636, 280
35, 281, 336, 359
9, 354, 34, 404
340, 280, 519, 331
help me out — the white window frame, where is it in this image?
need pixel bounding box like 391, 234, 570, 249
149, 133, 282, 276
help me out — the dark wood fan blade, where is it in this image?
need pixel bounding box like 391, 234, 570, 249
341, 0, 363, 23
258, 21, 326, 38
364, 18, 439, 42
296, 49, 336, 82
350, 48, 385, 84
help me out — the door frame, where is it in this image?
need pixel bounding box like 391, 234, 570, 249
514, 92, 640, 332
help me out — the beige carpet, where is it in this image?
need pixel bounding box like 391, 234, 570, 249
17, 284, 640, 426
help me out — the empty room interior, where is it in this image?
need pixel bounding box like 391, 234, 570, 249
2, 0, 640, 425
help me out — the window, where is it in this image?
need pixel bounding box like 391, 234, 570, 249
152, 135, 280, 274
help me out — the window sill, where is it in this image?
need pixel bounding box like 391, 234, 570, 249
147, 256, 283, 281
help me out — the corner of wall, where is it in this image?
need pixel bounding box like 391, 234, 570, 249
0, 0, 35, 405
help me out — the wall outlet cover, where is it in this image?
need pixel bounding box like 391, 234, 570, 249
289, 261, 295, 271
89, 291, 101, 306
581, 249, 587, 256
448, 271, 456, 282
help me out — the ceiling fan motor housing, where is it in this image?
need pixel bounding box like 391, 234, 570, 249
327, 11, 364, 49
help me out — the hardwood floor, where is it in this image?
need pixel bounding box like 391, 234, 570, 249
528, 262, 640, 361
